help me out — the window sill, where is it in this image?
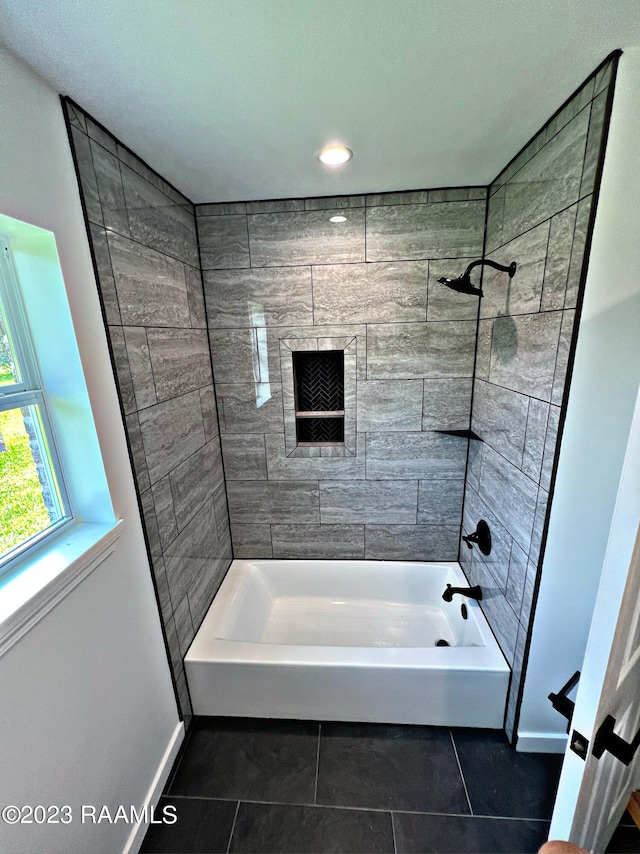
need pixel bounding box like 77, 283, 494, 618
0, 519, 123, 659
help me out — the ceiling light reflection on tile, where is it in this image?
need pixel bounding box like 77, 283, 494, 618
330, 215, 347, 223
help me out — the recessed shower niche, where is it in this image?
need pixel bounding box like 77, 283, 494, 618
279, 332, 358, 457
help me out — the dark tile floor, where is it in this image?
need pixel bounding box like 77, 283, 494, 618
141, 716, 640, 854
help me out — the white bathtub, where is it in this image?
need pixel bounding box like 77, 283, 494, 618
185, 559, 510, 728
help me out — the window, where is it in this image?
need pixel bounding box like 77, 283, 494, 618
0, 239, 70, 571
0, 213, 119, 657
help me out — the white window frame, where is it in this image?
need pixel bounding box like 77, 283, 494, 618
0, 214, 121, 658
0, 238, 72, 570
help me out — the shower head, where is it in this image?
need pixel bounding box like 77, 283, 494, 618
437, 273, 483, 296
438, 259, 517, 298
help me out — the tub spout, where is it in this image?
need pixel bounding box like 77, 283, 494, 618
442, 584, 483, 602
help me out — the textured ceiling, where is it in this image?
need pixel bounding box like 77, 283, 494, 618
1, 0, 640, 202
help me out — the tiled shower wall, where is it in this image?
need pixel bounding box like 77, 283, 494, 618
63, 101, 232, 720
196, 190, 487, 560
459, 58, 616, 738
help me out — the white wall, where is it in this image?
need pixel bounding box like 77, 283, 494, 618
0, 46, 181, 853
518, 49, 640, 749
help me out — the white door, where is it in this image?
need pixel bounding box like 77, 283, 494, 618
550, 384, 640, 851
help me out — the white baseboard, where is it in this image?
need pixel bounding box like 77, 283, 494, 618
122, 721, 185, 854
516, 731, 568, 753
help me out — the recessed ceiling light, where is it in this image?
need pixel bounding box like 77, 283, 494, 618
319, 145, 353, 165
330, 215, 347, 223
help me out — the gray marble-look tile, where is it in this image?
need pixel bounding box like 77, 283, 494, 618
472, 380, 529, 468
188, 552, 232, 630
246, 199, 305, 214
485, 184, 505, 254
522, 398, 550, 482
125, 411, 150, 493
152, 475, 178, 551
65, 101, 87, 132
271, 524, 365, 559
209, 328, 260, 384
564, 197, 592, 309
312, 260, 427, 324
274, 323, 367, 382
366, 200, 485, 262
422, 378, 473, 431
71, 125, 103, 225
357, 380, 423, 432
170, 437, 224, 531
140, 486, 161, 558
366, 189, 430, 206
184, 265, 207, 329
108, 232, 191, 328
505, 541, 528, 615
464, 552, 519, 665
138, 390, 206, 485
216, 382, 284, 433
429, 187, 487, 202
174, 593, 195, 658
478, 445, 538, 553
196, 202, 247, 217
108, 326, 136, 415
213, 481, 230, 538
176, 670, 193, 719
123, 326, 157, 410
505, 620, 528, 739
529, 488, 549, 565
489, 311, 562, 401
90, 138, 129, 236
541, 205, 578, 311
502, 107, 589, 243
121, 163, 199, 266
367, 321, 476, 379
581, 92, 607, 200
593, 60, 613, 96
541, 405, 561, 492
426, 259, 480, 321
204, 266, 313, 327
320, 480, 418, 524
164, 616, 183, 677
475, 319, 493, 381
227, 481, 320, 525
481, 221, 550, 319
521, 559, 539, 627
365, 524, 459, 561
117, 144, 164, 192
266, 433, 364, 480
552, 309, 576, 405
199, 386, 220, 443
248, 208, 366, 266
146, 328, 212, 401
545, 80, 594, 142
466, 438, 482, 493
221, 433, 268, 480
230, 523, 273, 558
463, 485, 513, 593
417, 479, 464, 525
88, 223, 121, 325
305, 195, 365, 210
366, 432, 467, 480
151, 555, 172, 624
164, 497, 219, 607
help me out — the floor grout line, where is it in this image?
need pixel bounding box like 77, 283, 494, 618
390, 811, 398, 854
225, 801, 240, 854
314, 723, 321, 805
450, 730, 474, 817
165, 793, 550, 822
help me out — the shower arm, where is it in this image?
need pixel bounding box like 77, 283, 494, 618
462, 259, 517, 279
